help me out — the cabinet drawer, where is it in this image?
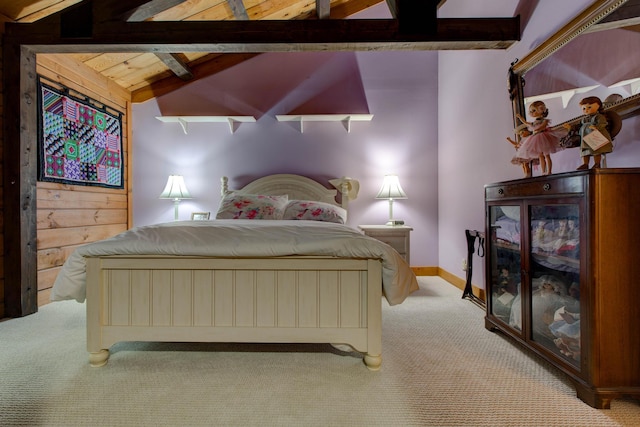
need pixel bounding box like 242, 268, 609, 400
358, 225, 412, 264
486, 175, 585, 200
373, 235, 406, 253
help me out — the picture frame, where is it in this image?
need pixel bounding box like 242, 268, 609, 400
191, 212, 211, 220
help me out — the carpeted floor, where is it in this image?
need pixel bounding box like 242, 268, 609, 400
1, 276, 639, 426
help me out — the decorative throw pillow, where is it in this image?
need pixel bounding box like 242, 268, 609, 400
282, 200, 347, 224
215, 193, 288, 219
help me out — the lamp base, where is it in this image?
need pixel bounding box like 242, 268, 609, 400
385, 219, 405, 226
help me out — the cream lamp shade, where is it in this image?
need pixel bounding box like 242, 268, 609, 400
375, 174, 407, 226
159, 175, 192, 220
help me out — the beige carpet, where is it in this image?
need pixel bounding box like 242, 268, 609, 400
1, 276, 639, 426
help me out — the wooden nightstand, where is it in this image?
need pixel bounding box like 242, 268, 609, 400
358, 225, 413, 265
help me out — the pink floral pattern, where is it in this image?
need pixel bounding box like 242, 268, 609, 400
282, 200, 347, 224
216, 194, 288, 220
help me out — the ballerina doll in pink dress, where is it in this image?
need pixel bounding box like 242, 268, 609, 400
514, 101, 563, 175
508, 123, 538, 178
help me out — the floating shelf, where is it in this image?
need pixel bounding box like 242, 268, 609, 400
156, 116, 256, 134
275, 114, 373, 133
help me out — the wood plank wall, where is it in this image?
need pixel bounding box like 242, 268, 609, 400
0, 24, 5, 317
34, 54, 132, 307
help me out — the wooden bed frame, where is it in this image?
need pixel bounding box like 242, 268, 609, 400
85, 174, 385, 370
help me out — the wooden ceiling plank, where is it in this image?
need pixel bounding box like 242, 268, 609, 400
98, 52, 167, 80
148, 0, 228, 21
81, 52, 148, 72
227, 0, 250, 20
94, 0, 184, 21
177, 2, 234, 21
257, 1, 317, 20
37, 53, 130, 108
69, 52, 108, 62
22, 1, 83, 23
244, 0, 309, 20
155, 52, 194, 79
182, 51, 216, 61
1, 0, 82, 22
124, 0, 191, 21
329, 0, 385, 19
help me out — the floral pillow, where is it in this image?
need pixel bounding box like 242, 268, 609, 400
216, 193, 288, 220
282, 200, 347, 224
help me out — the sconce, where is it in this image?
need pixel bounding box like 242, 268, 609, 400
159, 175, 192, 220
375, 174, 407, 226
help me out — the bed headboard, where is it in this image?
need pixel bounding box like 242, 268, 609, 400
220, 174, 359, 209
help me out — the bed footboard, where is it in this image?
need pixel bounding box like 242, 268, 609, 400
85, 256, 383, 370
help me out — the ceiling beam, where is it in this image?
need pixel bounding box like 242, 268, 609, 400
316, 0, 330, 19
154, 52, 193, 80
227, 0, 249, 20
124, 0, 190, 22
7, 17, 520, 52
396, 0, 439, 34
385, 0, 398, 18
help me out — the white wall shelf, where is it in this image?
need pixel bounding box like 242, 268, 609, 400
275, 114, 373, 133
156, 116, 256, 134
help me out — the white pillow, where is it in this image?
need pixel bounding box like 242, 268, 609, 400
282, 200, 347, 224
216, 193, 288, 220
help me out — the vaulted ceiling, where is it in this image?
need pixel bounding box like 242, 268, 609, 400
4, 1, 640, 102
2, 0, 521, 102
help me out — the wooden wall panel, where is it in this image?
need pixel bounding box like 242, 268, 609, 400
0, 26, 4, 317
34, 55, 131, 307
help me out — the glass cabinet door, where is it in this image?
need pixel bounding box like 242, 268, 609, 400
529, 204, 581, 368
489, 206, 521, 330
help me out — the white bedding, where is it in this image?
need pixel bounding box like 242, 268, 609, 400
51, 220, 419, 305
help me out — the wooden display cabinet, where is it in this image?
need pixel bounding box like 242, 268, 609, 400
484, 169, 640, 409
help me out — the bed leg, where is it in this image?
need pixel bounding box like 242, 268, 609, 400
364, 353, 382, 371
89, 350, 110, 367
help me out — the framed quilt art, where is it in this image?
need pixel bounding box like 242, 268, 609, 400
38, 81, 124, 188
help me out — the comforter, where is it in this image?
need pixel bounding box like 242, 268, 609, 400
51, 220, 419, 305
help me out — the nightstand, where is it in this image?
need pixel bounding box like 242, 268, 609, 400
358, 225, 413, 264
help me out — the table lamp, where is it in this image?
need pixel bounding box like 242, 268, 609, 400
159, 175, 192, 220
375, 174, 407, 226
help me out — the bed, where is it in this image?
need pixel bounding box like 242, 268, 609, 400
51, 174, 419, 371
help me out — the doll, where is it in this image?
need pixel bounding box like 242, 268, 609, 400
507, 123, 537, 178
565, 96, 613, 170
531, 220, 551, 252
515, 101, 562, 176
531, 275, 567, 341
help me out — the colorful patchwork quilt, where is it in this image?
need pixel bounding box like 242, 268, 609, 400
39, 83, 123, 188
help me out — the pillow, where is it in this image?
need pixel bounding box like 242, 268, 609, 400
216, 193, 288, 220
282, 200, 347, 224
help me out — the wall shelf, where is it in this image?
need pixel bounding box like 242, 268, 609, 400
156, 116, 256, 134
275, 114, 373, 133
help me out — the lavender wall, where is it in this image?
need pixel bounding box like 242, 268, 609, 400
132, 0, 640, 285
437, 0, 640, 289
132, 49, 440, 267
